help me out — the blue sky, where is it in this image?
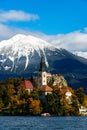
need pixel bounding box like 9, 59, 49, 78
0, 0, 87, 34
0, 0, 87, 55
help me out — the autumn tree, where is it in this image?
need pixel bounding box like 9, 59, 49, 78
47, 90, 62, 116
18, 88, 29, 100
83, 96, 87, 107
30, 88, 39, 100
70, 94, 79, 116
75, 87, 85, 104
28, 98, 42, 115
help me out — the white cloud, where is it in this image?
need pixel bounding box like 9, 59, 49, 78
0, 24, 13, 40
0, 24, 44, 41
74, 51, 87, 59
0, 24, 30, 40
38, 31, 87, 52
38, 30, 87, 59
0, 10, 39, 22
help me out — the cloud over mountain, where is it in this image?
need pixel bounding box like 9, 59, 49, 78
40, 31, 87, 52
39, 30, 87, 59
0, 24, 30, 40
74, 51, 87, 59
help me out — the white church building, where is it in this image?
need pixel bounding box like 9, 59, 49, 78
38, 57, 53, 98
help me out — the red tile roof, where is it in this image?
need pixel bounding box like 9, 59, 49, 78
19, 80, 33, 89
38, 85, 53, 92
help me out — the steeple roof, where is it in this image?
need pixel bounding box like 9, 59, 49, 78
39, 56, 45, 72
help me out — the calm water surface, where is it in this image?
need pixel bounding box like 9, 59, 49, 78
0, 116, 87, 130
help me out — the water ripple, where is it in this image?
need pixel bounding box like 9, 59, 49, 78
0, 116, 87, 130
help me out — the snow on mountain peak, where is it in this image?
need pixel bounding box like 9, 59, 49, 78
0, 34, 55, 51
0, 34, 56, 71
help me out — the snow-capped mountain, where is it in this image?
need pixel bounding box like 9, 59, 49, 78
0, 34, 87, 92
0, 34, 56, 72
0, 33, 87, 73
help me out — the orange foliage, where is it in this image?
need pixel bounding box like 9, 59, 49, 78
83, 95, 87, 107
28, 98, 42, 115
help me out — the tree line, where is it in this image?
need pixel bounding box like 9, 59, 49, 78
0, 77, 86, 116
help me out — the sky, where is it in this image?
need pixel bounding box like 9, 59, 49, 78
0, 0, 87, 56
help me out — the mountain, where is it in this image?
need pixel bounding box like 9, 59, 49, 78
0, 34, 87, 92
0, 34, 55, 72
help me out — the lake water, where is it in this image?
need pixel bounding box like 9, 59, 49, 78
0, 116, 87, 130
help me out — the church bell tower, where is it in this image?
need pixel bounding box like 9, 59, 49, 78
38, 56, 47, 86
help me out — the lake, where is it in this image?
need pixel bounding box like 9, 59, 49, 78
0, 116, 87, 130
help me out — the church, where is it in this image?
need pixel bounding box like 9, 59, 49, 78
38, 57, 53, 100
37, 56, 72, 104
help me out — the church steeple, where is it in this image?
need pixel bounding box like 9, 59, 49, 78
39, 56, 45, 72
38, 56, 47, 86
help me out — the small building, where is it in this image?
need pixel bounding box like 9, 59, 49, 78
65, 91, 72, 104
18, 80, 33, 94
38, 85, 53, 100
60, 88, 72, 105
79, 106, 87, 115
